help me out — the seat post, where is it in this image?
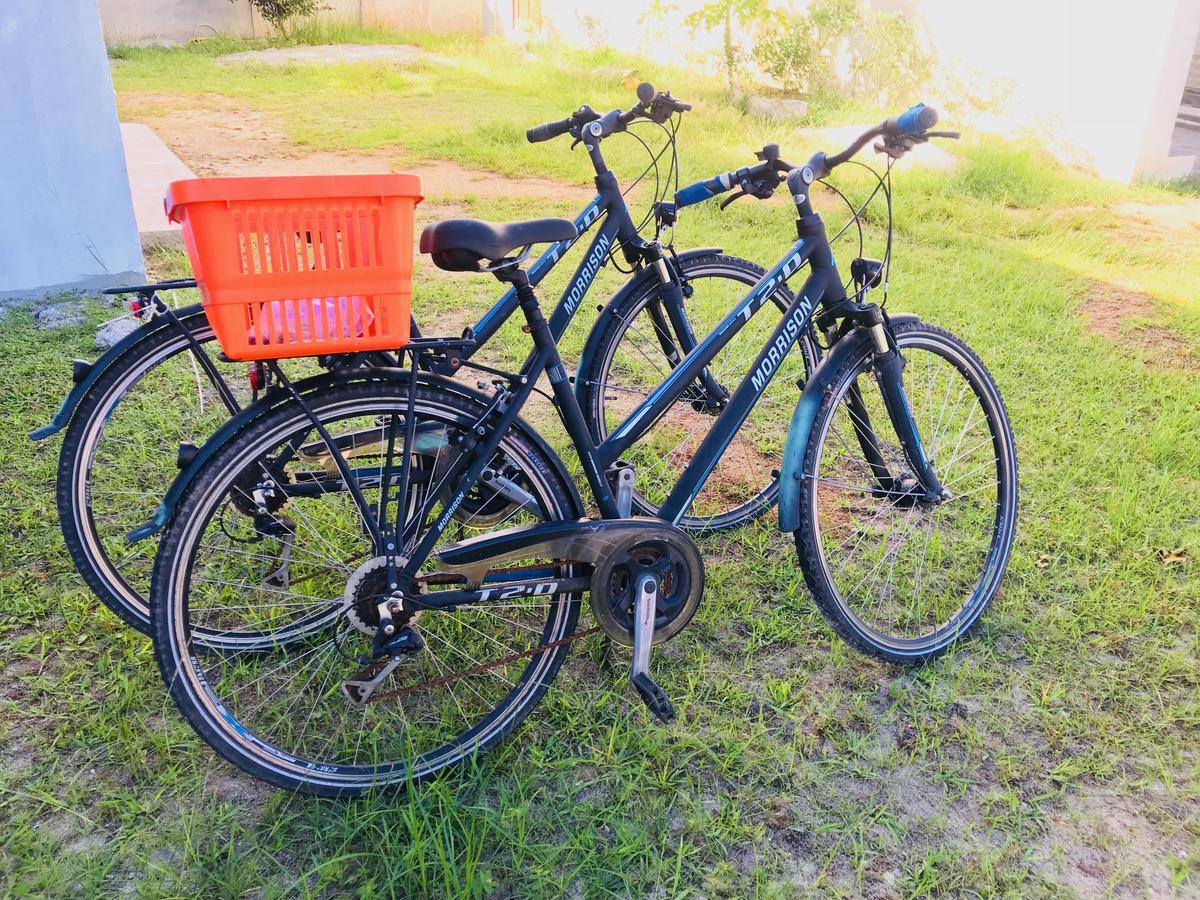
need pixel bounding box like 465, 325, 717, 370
496, 265, 551, 346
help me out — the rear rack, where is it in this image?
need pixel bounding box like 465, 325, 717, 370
101, 278, 197, 295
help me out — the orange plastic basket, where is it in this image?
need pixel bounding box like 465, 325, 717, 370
166, 174, 423, 361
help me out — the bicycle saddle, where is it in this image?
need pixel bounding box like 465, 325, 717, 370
420, 218, 578, 272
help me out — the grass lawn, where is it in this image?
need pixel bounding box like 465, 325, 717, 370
1, 29, 1198, 898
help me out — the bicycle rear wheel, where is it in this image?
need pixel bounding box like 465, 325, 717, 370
793, 321, 1017, 663
57, 312, 251, 634
152, 380, 583, 796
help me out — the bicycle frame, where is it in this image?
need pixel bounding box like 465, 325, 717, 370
360, 212, 850, 592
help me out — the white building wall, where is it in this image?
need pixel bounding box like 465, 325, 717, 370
99, 0, 257, 42
870, 0, 1200, 180
0, 0, 143, 298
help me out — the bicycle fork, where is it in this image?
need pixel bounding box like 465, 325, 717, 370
845, 311, 945, 503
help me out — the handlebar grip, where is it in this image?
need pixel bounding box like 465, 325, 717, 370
526, 118, 574, 143
675, 174, 732, 209
885, 103, 938, 138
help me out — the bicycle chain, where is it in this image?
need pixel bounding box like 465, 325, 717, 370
346, 561, 597, 705
355, 626, 601, 705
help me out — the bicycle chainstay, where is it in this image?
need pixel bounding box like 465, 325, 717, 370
346, 562, 597, 705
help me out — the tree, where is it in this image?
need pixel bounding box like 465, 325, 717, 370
753, 0, 860, 96
684, 0, 766, 91
234, 0, 327, 40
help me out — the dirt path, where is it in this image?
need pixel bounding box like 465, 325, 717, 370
1079, 282, 1200, 370
119, 91, 584, 205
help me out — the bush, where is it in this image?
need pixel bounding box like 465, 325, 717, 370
753, 0, 858, 95
235, 0, 328, 39
753, 0, 928, 105
850, 11, 930, 106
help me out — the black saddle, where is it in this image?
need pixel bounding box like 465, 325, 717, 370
419, 218, 578, 272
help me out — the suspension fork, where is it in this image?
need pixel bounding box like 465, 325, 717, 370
866, 316, 945, 499
843, 380, 896, 492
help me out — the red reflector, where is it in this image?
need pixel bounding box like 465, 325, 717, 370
247, 364, 262, 392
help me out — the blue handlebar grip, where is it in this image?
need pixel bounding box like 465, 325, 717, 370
895, 102, 937, 136
675, 174, 730, 209
675, 181, 715, 208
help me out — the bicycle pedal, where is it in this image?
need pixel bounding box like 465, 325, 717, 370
631, 672, 676, 723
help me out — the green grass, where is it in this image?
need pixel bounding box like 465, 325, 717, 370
1, 34, 1198, 898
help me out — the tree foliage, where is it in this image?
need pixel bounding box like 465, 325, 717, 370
684, 0, 768, 90
753, 0, 929, 104
235, 0, 327, 38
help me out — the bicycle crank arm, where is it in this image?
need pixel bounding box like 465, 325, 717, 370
435, 517, 691, 589
629, 572, 676, 722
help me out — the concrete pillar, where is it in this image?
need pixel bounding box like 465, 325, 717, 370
0, 0, 144, 299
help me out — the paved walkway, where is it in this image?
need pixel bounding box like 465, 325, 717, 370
119, 123, 193, 244
1169, 120, 1200, 175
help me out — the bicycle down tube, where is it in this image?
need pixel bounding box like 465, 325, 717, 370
594, 221, 844, 522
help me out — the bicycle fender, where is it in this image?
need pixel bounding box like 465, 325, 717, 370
573, 247, 722, 407
778, 314, 919, 533
128, 369, 584, 542
29, 304, 207, 440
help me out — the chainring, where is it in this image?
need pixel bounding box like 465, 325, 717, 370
588, 532, 704, 646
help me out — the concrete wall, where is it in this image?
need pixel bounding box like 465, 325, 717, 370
0, 0, 143, 298
99, 0, 488, 41
99, 0, 256, 42
362, 0, 485, 34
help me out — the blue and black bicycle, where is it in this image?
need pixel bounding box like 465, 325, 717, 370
36, 84, 813, 637
146, 102, 1017, 795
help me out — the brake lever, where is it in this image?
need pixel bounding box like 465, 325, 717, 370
719, 190, 748, 210
874, 133, 929, 159
925, 130, 961, 140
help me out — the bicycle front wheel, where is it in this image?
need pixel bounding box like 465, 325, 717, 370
793, 321, 1017, 663
152, 380, 583, 796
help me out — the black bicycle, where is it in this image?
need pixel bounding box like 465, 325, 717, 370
35, 83, 816, 637
148, 103, 1017, 796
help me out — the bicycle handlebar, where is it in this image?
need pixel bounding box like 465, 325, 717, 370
675, 145, 794, 209
525, 83, 691, 144
677, 103, 944, 214
526, 117, 577, 144
886, 102, 937, 139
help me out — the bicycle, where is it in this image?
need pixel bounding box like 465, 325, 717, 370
149, 102, 1017, 796
34, 82, 815, 637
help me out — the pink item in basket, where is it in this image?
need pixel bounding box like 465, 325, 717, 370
251, 295, 375, 346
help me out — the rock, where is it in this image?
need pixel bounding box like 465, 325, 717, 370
745, 95, 810, 121
34, 301, 88, 329
95, 317, 140, 349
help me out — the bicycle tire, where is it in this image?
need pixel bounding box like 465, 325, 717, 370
794, 321, 1018, 663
